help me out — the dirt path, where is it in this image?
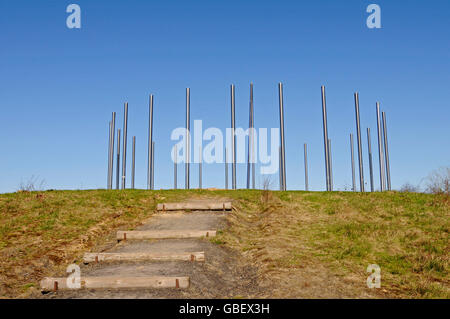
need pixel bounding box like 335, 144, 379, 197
41, 201, 263, 299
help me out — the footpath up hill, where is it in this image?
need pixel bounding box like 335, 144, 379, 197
0, 189, 448, 298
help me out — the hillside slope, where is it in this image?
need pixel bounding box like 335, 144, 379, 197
0, 189, 448, 298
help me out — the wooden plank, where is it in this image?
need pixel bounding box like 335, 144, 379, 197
156, 202, 232, 211
116, 230, 216, 241
83, 251, 205, 263
40, 276, 189, 291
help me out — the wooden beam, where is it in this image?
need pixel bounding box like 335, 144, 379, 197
116, 230, 216, 241
40, 276, 190, 291
83, 251, 205, 263
156, 202, 232, 211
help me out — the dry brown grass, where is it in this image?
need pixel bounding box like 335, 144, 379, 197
0, 189, 448, 299
0, 189, 191, 298
214, 190, 449, 298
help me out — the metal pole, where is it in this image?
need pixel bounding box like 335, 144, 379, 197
367, 128, 374, 192
110, 112, 116, 189
279, 146, 282, 191
174, 144, 177, 190
354, 93, 365, 192
250, 85, 255, 189
328, 139, 333, 191
251, 133, 256, 190
151, 141, 155, 190
278, 83, 286, 191
250, 83, 256, 189
147, 95, 154, 190
376, 102, 386, 191
131, 136, 136, 189
116, 129, 121, 190
231, 84, 236, 190
107, 121, 112, 189
350, 133, 356, 192
304, 143, 309, 191
199, 146, 202, 189
321, 86, 330, 191
225, 147, 228, 190
121, 102, 128, 189
186, 88, 190, 189
382, 112, 391, 191
246, 83, 253, 189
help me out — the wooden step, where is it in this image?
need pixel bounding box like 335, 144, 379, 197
156, 202, 232, 211
83, 251, 205, 263
117, 230, 216, 241
40, 276, 190, 291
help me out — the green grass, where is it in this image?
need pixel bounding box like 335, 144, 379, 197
213, 190, 449, 298
0, 188, 448, 298
0, 189, 193, 297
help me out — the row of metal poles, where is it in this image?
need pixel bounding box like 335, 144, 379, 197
107, 84, 390, 192
106, 102, 154, 190
227, 83, 262, 190
106, 83, 279, 191
320, 87, 391, 192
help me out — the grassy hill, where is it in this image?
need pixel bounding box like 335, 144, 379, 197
0, 189, 448, 298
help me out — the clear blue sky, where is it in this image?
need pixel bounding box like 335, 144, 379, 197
0, 0, 449, 193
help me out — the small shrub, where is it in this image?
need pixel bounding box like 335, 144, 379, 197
260, 177, 273, 206
425, 167, 449, 195
18, 175, 46, 192
400, 183, 420, 193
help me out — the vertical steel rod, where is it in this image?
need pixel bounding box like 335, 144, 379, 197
382, 112, 391, 191
354, 93, 365, 192
367, 128, 374, 192
225, 147, 228, 190
121, 102, 128, 189
251, 137, 256, 190
131, 136, 136, 189
147, 95, 154, 190
199, 146, 202, 189
231, 84, 236, 190
328, 139, 333, 191
174, 144, 177, 190
279, 146, 282, 191
246, 83, 253, 189
110, 112, 116, 189
251, 85, 255, 189
304, 143, 309, 191
151, 141, 155, 190
376, 102, 386, 191
107, 121, 112, 189
116, 129, 121, 190
278, 83, 286, 191
350, 133, 356, 192
186, 88, 190, 189
321, 86, 330, 191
